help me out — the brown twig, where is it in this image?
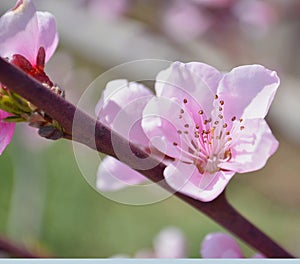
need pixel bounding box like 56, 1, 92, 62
0, 237, 44, 258
0, 57, 294, 258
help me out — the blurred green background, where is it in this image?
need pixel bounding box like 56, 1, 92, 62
1, 0, 300, 258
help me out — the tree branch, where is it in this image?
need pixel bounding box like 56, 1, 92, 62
0, 236, 47, 258
0, 57, 294, 258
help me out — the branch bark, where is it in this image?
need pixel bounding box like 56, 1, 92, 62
0, 57, 294, 258
0, 236, 46, 258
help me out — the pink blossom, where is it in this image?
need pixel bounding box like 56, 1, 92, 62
0, 0, 58, 66
163, 0, 212, 41
0, 111, 15, 155
96, 80, 152, 191
201, 232, 265, 258
84, 0, 129, 20
96, 62, 279, 202
0, 0, 58, 154
111, 226, 187, 258
142, 62, 279, 202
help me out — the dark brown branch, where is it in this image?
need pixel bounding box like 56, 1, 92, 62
0, 236, 46, 258
0, 57, 294, 258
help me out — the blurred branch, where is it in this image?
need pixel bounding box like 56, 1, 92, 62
0, 57, 294, 258
0, 236, 45, 258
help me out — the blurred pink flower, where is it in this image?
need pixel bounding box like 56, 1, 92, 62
96, 80, 153, 191
84, 0, 129, 20
96, 62, 279, 202
201, 232, 265, 258
111, 226, 187, 258
163, 0, 278, 41
0, 111, 15, 155
0, 0, 58, 154
163, 0, 212, 41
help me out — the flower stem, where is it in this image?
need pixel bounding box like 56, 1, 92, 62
177, 191, 294, 257
0, 236, 44, 258
0, 57, 294, 258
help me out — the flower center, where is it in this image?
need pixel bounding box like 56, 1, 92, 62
10, 47, 53, 87
173, 95, 245, 174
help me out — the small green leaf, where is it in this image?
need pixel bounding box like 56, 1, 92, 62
3, 115, 26, 123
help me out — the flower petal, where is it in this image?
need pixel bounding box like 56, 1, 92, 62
0, 111, 15, 155
96, 156, 146, 191
201, 233, 244, 258
153, 227, 187, 258
0, 0, 38, 64
218, 65, 279, 121
220, 119, 278, 173
36, 11, 59, 63
163, 161, 235, 202
155, 61, 222, 119
96, 79, 153, 146
142, 96, 197, 162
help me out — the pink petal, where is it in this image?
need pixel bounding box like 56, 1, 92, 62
96, 79, 153, 146
0, 0, 38, 64
163, 161, 235, 202
218, 65, 279, 122
220, 119, 278, 173
0, 111, 15, 155
142, 96, 196, 162
36, 11, 59, 63
155, 61, 222, 120
96, 156, 146, 191
153, 227, 187, 258
252, 252, 266, 258
163, 1, 212, 40
201, 232, 244, 258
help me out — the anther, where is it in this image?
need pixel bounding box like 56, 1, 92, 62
195, 124, 199, 129
180, 109, 184, 114
240, 126, 245, 131
173, 142, 178, 146
183, 98, 188, 104
239, 118, 243, 123
223, 123, 228, 128
218, 114, 223, 119
184, 124, 189, 128
177, 130, 182, 134
215, 95, 219, 100
198, 110, 203, 115
231, 116, 236, 122
220, 100, 224, 105
214, 121, 219, 125
219, 106, 222, 111
184, 131, 189, 134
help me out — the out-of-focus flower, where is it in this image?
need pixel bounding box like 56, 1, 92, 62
96, 80, 153, 191
0, 110, 15, 155
96, 62, 279, 202
163, 0, 212, 41
201, 232, 265, 258
142, 62, 279, 202
0, 0, 58, 154
82, 0, 129, 20
162, 0, 278, 41
112, 226, 187, 258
